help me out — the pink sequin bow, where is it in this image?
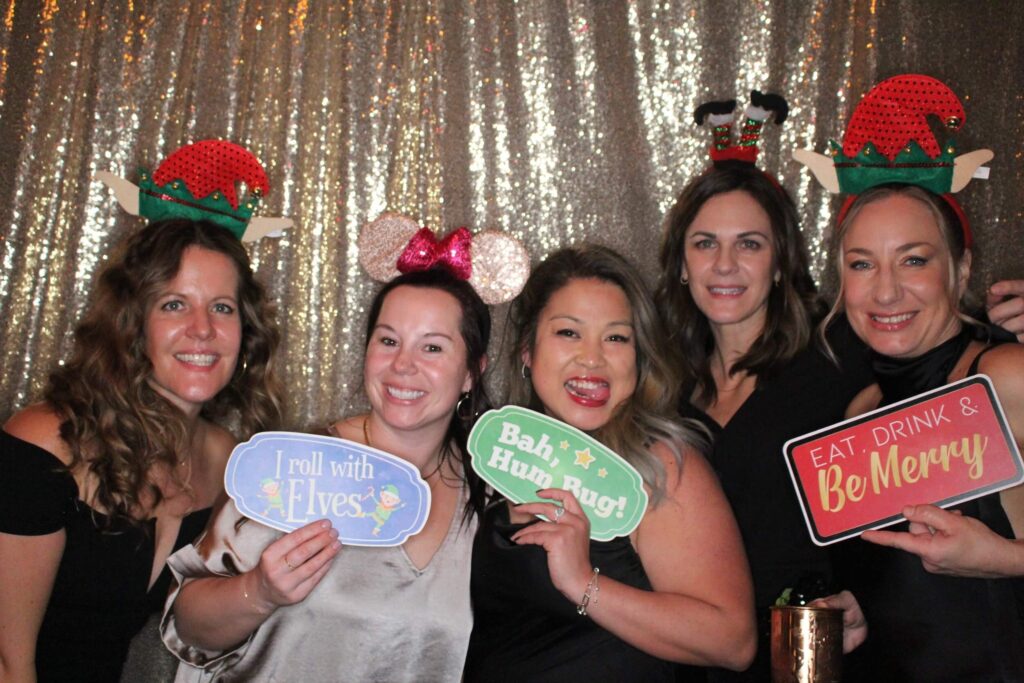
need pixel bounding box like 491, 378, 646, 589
396, 227, 473, 280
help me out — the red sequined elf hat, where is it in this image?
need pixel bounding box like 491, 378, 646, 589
96, 140, 293, 242
793, 74, 993, 247
357, 213, 530, 305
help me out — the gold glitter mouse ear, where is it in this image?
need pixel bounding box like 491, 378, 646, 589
467, 230, 530, 305
96, 140, 293, 242
358, 213, 530, 305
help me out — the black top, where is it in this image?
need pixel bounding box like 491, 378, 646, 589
464, 501, 675, 682
832, 335, 1024, 682
680, 317, 874, 682
0, 429, 211, 683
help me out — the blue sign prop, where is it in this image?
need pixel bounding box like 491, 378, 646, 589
225, 432, 431, 547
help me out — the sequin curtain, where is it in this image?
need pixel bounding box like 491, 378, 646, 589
1, 0, 1021, 427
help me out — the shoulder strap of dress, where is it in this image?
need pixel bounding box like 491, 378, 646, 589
968, 344, 1001, 376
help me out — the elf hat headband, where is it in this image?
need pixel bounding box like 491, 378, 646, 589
97, 140, 293, 242
694, 89, 789, 166
793, 74, 994, 195
358, 213, 529, 305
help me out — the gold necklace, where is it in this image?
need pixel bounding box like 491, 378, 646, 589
362, 416, 372, 447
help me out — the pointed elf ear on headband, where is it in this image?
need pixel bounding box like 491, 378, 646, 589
357, 213, 530, 305
792, 74, 993, 246
695, 89, 789, 166
96, 140, 293, 242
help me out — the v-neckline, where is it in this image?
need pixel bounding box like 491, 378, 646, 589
395, 481, 465, 575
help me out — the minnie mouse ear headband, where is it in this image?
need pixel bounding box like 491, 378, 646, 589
793, 74, 993, 247
96, 140, 293, 242
695, 89, 789, 166
358, 213, 530, 305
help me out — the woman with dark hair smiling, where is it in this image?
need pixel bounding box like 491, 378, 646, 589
465, 245, 755, 682
164, 267, 494, 682
655, 161, 872, 680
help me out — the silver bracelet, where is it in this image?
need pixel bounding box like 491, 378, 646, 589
576, 567, 600, 616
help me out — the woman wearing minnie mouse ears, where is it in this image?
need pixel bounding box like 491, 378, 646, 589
163, 216, 530, 681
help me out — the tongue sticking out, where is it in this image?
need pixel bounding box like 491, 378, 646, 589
566, 379, 610, 403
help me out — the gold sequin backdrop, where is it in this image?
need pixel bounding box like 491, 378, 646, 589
1, 0, 1022, 428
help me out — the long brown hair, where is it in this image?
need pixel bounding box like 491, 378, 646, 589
655, 162, 821, 408
45, 219, 282, 522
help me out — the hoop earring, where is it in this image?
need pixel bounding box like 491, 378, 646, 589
679, 274, 689, 285
773, 272, 781, 287
455, 393, 473, 420
521, 363, 531, 380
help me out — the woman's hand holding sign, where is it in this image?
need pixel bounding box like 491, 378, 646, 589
251, 519, 342, 609
511, 489, 594, 603
174, 518, 342, 652
862, 504, 1024, 578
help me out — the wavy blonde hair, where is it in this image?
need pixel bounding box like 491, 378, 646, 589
45, 219, 283, 523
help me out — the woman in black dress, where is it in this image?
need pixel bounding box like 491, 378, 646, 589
465, 245, 755, 682
825, 184, 1024, 681
655, 161, 872, 681
0, 219, 281, 682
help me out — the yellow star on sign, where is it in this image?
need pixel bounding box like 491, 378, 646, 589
574, 448, 596, 469
597, 468, 608, 478
560, 440, 569, 450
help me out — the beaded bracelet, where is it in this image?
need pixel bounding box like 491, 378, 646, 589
577, 567, 600, 616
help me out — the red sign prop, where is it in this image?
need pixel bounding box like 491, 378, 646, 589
783, 375, 1024, 546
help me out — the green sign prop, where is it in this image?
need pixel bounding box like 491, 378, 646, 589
468, 406, 649, 541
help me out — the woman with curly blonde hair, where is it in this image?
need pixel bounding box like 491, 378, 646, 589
0, 218, 282, 683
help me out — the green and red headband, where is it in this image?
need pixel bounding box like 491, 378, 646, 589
97, 140, 292, 242
794, 74, 993, 247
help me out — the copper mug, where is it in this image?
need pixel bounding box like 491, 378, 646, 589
770, 605, 843, 683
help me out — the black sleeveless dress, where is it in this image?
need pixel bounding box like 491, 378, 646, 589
0, 429, 211, 682
464, 501, 675, 682
833, 328, 1024, 682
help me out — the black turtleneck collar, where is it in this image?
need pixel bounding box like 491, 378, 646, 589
870, 326, 972, 407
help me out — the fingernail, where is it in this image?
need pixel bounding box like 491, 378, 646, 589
329, 529, 339, 539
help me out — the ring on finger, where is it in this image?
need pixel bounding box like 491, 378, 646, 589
553, 505, 566, 523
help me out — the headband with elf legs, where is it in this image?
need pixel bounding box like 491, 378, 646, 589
694, 89, 789, 166
97, 140, 292, 242
793, 74, 993, 247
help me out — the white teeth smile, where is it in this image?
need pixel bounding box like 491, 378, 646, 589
871, 313, 914, 324
566, 379, 607, 391
387, 386, 425, 400
709, 287, 745, 295
175, 353, 216, 366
